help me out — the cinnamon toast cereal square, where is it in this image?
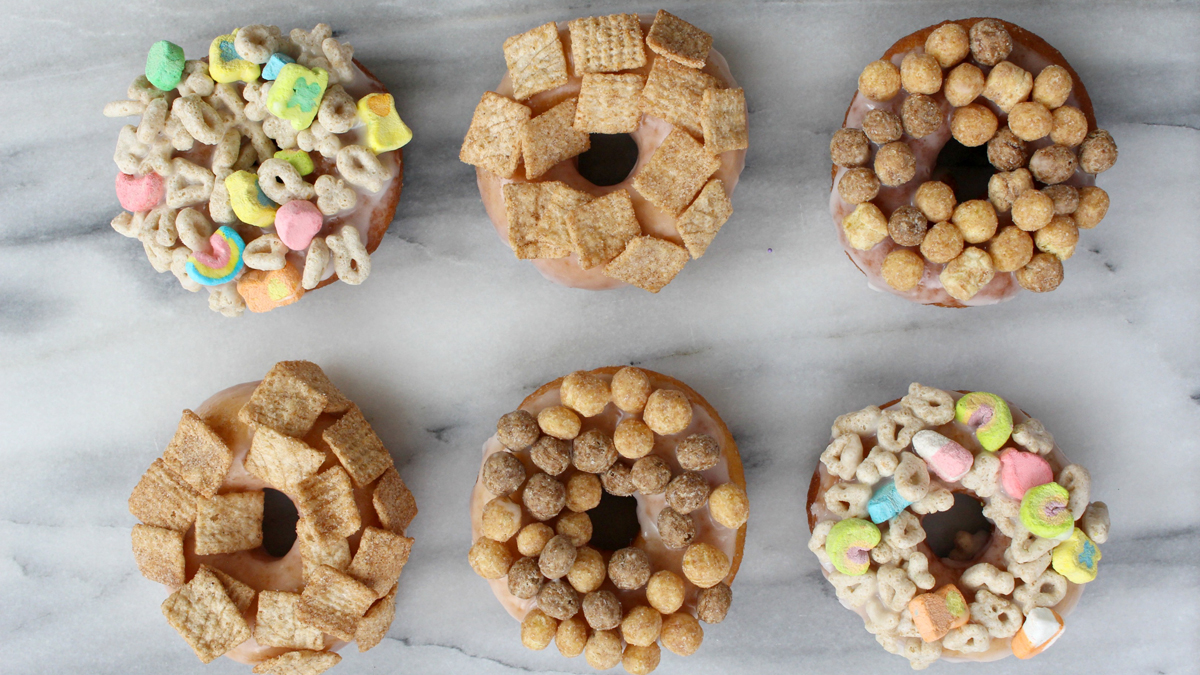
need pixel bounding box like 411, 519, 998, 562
503, 182, 549, 259
603, 236, 689, 292
161, 566, 252, 663
163, 409, 233, 498
255, 590, 325, 650
373, 467, 418, 534
567, 189, 641, 269
675, 179, 733, 258
252, 650, 341, 675
347, 526, 414, 597
270, 361, 351, 413
504, 22, 569, 101
701, 87, 748, 154
239, 368, 328, 439
194, 491, 264, 555
574, 73, 645, 134
640, 57, 719, 138
354, 585, 398, 652
631, 128, 720, 215
521, 97, 590, 179
295, 467, 361, 539
297, 518, 352, 582
245, 427, 325, 494
539, 181, 592, 255
132, 524, 185, 586
460, 92, 532, 178
297, 564, 377, 641
129, 458, 200, 531
568, 14, 647, 74
646, 10, 712, 69
203, 565, 256, 614
505, 181, 592, 260
322, 405, 393, 487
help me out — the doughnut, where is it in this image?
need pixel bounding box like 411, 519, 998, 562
829, 19, 1119, 306
468, 367, 748, 671
460, 11, 748, 293
105, 23, 411, 316
128, 361, 417, 672
807, 384, 1109, 668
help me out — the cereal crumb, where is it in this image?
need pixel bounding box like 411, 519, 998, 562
940, 247, 995, 301
843, 203, 889, 251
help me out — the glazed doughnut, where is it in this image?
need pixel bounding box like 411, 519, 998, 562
129, 361, 417, 672
807, 384, 1108, 668
461, 10, 748, 293
468, 367, 748, 672
105, 23, 411, 316
829, 19, 1118, 306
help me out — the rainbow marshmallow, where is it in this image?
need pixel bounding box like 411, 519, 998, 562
1019, 482, 1074, 539
999, 448, 1053, 499
208, 30, 260, 83
867, 480, 911, 524
186, 226, 245, 285
908, 584, 970, 642
357, 93, 412, 155
268, 64, 329, 131
912, 430, 974, 482
826, 518, 880, 576
955, 392, 1013, 452
1052, 528, 1101, 583
225, 171, 278, 227
1012, 607, 1065, 659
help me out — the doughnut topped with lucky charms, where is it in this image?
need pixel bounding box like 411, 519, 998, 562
104, 23, 411, 316
807, 384, 1109, 669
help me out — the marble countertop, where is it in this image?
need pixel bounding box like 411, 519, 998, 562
2, 0, 1198, 673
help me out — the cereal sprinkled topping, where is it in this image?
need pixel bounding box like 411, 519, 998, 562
661, 612, 704, 656
517, 522, 555, 557
568, 546, 607, 593
521, 609, 558, 650
838, 168, 881, 205
469, 537, 514, 579
646, 570, 686, 614
862, 109, 903, 145
539, 534, 578, 579
566, 472, 603, 512
676, 433, 721, 471
615, 418, 656, 459
601, 461, 637, 496
531, 436, 572, 475
925, 23, 969, 68
537, 405, 582, 440
507, 557, 544, 599
621, 606, 663, 646
887, 205, 928, 247
709, 483, 751, 529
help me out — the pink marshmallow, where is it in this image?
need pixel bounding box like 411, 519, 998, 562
912, 430, 974, 482
115, 172, 164, 212
274, 199, 324, 250
999, 448, 1053, 500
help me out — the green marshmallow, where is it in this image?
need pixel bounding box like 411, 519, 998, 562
145, 40, 186, 91
274, 149, 315, 176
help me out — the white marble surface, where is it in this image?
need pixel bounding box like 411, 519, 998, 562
1, 0, 1198, 673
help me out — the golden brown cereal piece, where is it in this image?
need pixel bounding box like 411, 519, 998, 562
661, 612, 704, 656
639, 57, 718, 138
531, 435, 573, 475
517, 522, 556, 557
539, 534, 578, 580
985, 127, 1026, 171
573, 429, 618, 473
521, 608, 558, 650
460, 92, 531, 179
574, 73, 645, 134
508, 556, 545, 599
609, 547, 652, 590
568, 13, 647, 74
566, 473, 603, 512
697, 583, 732, 624
568, 189, 641, 270
1017, 252, 1065, 292
1029, 144, 1078, 185
602, 461, 636, 496
1042, 185, 1080, 215
297, 564, 376, 641
522, 97, 591, 180
195, 491, 263, 555
161, 567, 252, 663
498, 410, 540, 449
858, 60, 901, 101
988, 167, 1034, 213
862, 109, 903, 144
355, 586, 398, 652
622, 606, 662, 646
348, 526, 412, 597
702, 87, 749, 154
969, 19, 1012, 66
524, 473, 567, 521
666, 471, 710, 514
874, 141, 915, 187
255, 590, 324, 650
614, 419, 654, 460
207, 566, 253, 614
1074, 186, 1110, 229
129, 458, 199, 531
953, 199, 999, 243
646, 570, 687, 615
244, 427, 324, 494
1008, 102, 1053, 141
943, 63, 985, 107
272, 362, 352, 413
612, 366, 652, 413
843, 203, 889, 251
251, 650, 340, 675
1080, 130, 1119, 174
989, 226, 1035, 272
1036, 215, 1080, 260
482, 450, 526, 495
373, 467, 417, 534
561, 371, 612, 417
1033, 65, 1073, 108
296, 519, 351, 583
132, 524, 185, 586
323, 405, 393, 487
583, 590, 622, 629
163, 410, 233, 498
504, 183, 549, 259
556, 615, 589, 658
901, 52, 942, 95
830, 128, 870, 168
950, 104, 998, 147
888, 205, 929, 247
239, 368, 328, 439
709, 482, 750, 529
837, 167, 880, 204
676, 433, 721, 471
940, 247, 996, 301
295, 466, 361, 539
631, 455, 672, 495
568, 546, 607, 593
1050, 106, 1088, 147
683, 542, 730, 588
914, 181, 956, 223
921, 221, 965, 264
657, 506, 696, 549
556, 510, 593, 547
882, 250, 924, 292
632, 128, 720, 215
646, 10, 712, 68
604, 236, 690, 293
623, 643, 661, 675
925, 23, 970, 68
644, 389, 693, 435
901, 94, 943, 139
537, 578, 581, 620
1012, 190, 1055, 231
983, 61, 1033, 112
586, 629, 623, 669
503, 22, 569, 101
469, 537, 514, 579
527, 181, 593, 259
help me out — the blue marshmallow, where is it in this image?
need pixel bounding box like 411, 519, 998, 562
868, 480, 912, 524
262, 52, 296, 81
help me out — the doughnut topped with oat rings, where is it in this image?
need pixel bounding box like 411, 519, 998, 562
128, 361, 417, 672
830, 19, 1118, 306
807, 384, 1108, 669
105, 23, 411, 316
469, 367, 748, 672
461, 11, 748, 293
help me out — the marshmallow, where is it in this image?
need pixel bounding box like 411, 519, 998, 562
115, 172, 164, 212
237, 262, 305, 312
357, 93, 412, 155
1011, 607, 1064, 659
908, 584, 969, 642
1019, 482, 1074, 539
954, 391, 1013, 451
912, 430, 974, 482
225, 170, 278, 227
826, 518, 881, 576
268, 63, 329, 131
186, 226, 245, 285
1052, 528, 1101, 583
274, 148, 314, 176
275, 199, 324, 250
999, 448, 1053, 499
145, 40, 185, 91
262, 52, 296, 80
867, 480, 911, 524
208, 31, 261, 83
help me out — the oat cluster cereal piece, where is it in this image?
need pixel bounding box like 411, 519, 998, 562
811, 385, 1107, 669
831, 19, 1117, 302
463, 11, 746, 293
129, 361, 415, 670
105, 24, 410, 316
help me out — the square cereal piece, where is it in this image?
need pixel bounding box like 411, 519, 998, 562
129, 458, 199, 531
245, 427, 326, 494
373, 467, 418, 534
355, 585, 397, 652
631, 128, 721, 215
132, 523, 185, 586
701, 87, 748, 154
161, 566, 251, 663
676, 179, 733, 258
203, 565, 256, 614
347, 526, 414, 597
322, 405, 393, 487
255, 590, 325, 650
521, 97, 590, 179
295, 467, 361, 539
574, 73, 645, 134
459, 92, 531, 179
539, 181, 592, 255
252, 650, 341, 675
268, 361, 351, 413
504, 181, 591, 260
239, 368, 329, 439
163, 410, 233, 498
646, 10, 713, 69
297, 518, 351, 582
567, 189, 641, 269
503, 22, 569, 101
296, 564, 377, 641
568, 14, 647, 74
640, 57, 719, 138
195, 491, 264, 555
604, 236, 689, 292
504, 182, 549, 259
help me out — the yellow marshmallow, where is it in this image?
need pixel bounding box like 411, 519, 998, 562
357, 93, 412, 154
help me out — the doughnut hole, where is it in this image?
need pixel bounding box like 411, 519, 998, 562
566, 473, 603, 512
830, 128, 871, 168
517, 522, 555, 557
943, 63, 985, 107
874, 141, 916, 186
1036, 215, 1080, 260
983, 61, 1033, 112
862, 109, 903, 145
1012, 190, 1055, 231
888, 205, 929, 246
858, 59, 901, 101
969, 19, 1013, 66
1042, 184, 1080, 215
585, 629, 623, 670
1029, 145, 1078, 185
643, 390, 692, 435
661, 612, 704, 656
921, 493, 994, 559
666, 472, 711, 514
611, 367, 652, 414
843, 203, 889, 250
925, 23, 970, 68
608, 547, 652, 590
837, 167, 881, 204
920, 221, 965, 263
914, 181, 957, 223
988, 226, 1035, 273
507, 557, 544, 599
621, 606, 663, 647
556, 510, 593, 547
521, 609, 558, 650
952, 200, 999, 243
697, 583, 732, 624
583, 590, 622, 630
709, 483, 750, 529
530, 436, 571, 476
950, 104, 998, 147
881, 249, 925, 292
601, 461, 636, 497
940, 247, 996, 301
988, 168, 1034, 213
676, 433, 721, 471
1033, 65, 1073, 108
482, 450, 526, 495
1008, 102, 1053, 142
657, 506, 697, 549
900, 52, 943, 94
987, 127, 1028, 171
614, 418, 655, 459
539, 535, 578, 579
568, 546, 607, 593
682, 542, 731, 588
576, 133, 639, 186
1080, 130, 1119, 174
561, 371, 611, 417
631, 455, 672, 495
481, 496, 523, 541
623, 643, 661, 675
1017, 252, 1065, 292
523, 473, 566, 521
1050, 106, 1088, 147
555, 615, 588, 658
468, 537, 513, 579
646, 570, 686, 614
260, 488, 299, 557
901, 94, 943, 139
538, 405, 581, 440
537, 578, 581, 620
588, 491, 640, 551
497, 410, 539, 450
1074, 186, 1110, 229
573, 428, 618, 473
